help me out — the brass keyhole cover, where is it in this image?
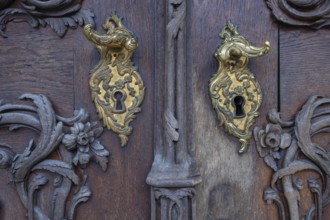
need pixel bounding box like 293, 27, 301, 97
209, 21, 270, 153
83, 13, 145, 147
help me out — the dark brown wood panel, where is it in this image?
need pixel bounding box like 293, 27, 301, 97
0, 23, 76, 219
280, 25, 330, 220
0, 1, 155, 219
190, 0, 279, 219
2, 0, 330, 219
280, 26, 330, 119
73, 1, 155, 219
0, 22, 74, 116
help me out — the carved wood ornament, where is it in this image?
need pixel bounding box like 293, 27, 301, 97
0, 94, 109, 220
146, 0, 201, 219
0, 0, 94, 37
254, 96, 330, 220
266, 0, 330, 28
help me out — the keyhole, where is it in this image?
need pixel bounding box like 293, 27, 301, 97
233, 96, 245, 118
114, 91, 125, 112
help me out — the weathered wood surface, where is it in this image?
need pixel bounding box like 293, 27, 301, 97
280, 27, 330, 119
0, 1, 154, 219
280, 26, 330, 219
1, 0, 330, 219
191, 0, 279, 219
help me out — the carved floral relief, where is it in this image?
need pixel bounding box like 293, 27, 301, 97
0, 94, 109, 219
254, 96, 330, 220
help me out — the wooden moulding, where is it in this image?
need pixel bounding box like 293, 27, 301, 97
146, 0, 201, 219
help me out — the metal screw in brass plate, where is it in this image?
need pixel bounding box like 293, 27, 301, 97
209, 21, 270, 153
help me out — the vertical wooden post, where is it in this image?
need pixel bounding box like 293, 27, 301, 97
147, 0, 201, 219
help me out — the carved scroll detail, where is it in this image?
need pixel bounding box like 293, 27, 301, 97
152, 187, 196, 220
147, 1, 201, 219
0, 94, 109, 219
0, 0, 94, 37
83, 13, 145, 147
266, 0, 330, 28
254, 96, 330, 219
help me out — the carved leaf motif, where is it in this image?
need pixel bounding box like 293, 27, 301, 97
42, 9, 95, 37
295, 96, 330, 175
68, 186, 92, 220
32, 159, 80, 185
91, 140, 109, 171
271, 160, 323, 187
253, 95, 330, 219
0, 144, 15, 168
91, 140, 109, 157
28, 174, 49, 220
264, 155, 278, 171
93, 155, 108, 172
0, 94, 109, 219
12, 94, 63, 183
0, 1, 95, 37
0, 8, 38, 37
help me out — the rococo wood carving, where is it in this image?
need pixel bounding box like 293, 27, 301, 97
83, 13, 145, 147
153, 187, 196, 220
0, 0, 94, 37
266, 0, 330, 28
254, 96, 330, 220
0, 94, 109, 219
146, 0, 201, 219
210, 21, 270, 153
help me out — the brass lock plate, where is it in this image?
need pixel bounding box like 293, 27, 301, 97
84, 13, 145, 147
209, 21, 270, 153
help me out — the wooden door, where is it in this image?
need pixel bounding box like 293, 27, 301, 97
0, 1, 154, 219
0, 0, 330, 219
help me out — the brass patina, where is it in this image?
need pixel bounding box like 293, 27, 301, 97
83, 13, 145, 146
209, 21, 270, 153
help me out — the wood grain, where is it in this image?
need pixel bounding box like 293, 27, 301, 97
280, 26, 330, 119
1, 0, 330, 219
280, 25, 330, 220
0, 1, 155, 219
190, 0, 279, 219
73, 1, 155, 219
0, 23, 74, 219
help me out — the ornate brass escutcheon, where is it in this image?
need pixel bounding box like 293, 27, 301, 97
83, 13, 145, 147
209, 21, 270, 153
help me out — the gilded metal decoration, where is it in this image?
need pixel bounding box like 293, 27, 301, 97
254, 96, 330, 220
0, 0, 94, 37
83, 13, 145, 147
209, 21, 270, 153
267, 0, 330, 29
0, 94, 109, 220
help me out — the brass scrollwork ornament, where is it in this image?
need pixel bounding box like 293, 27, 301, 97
83, 13, 145, 146
209, 21, 270, 153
